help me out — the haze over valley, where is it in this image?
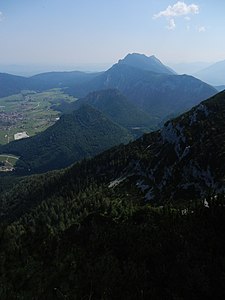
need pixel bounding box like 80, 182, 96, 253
1, 1, 225, 299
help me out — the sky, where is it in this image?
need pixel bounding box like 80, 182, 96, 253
0, 0, 225, 73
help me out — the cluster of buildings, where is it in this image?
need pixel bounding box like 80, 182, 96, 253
0, 111, 23, 126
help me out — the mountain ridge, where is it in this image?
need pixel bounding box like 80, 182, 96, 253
1, 53, 217, 122
0, 70, 100, 97
57, 88, 157, 135
68, 63, 217, 123
123, 90, 225, 201
118, 53, 176, 75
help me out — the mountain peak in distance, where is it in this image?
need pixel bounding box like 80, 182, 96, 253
194, 59, 225, 86
118, 53, 176, 75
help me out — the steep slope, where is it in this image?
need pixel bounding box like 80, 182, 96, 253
123, 90, 225, 202
0, 105, 132, 174
56, 89, 158, 135
195, 59, 225, 85
118, 53, 176, 74
69, 63, 217, 123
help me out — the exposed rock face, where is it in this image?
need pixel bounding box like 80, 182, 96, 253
112, 91, 225, 202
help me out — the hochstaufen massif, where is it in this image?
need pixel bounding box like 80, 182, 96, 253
68, 53, 217, 121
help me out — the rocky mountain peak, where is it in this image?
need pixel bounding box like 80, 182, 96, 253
117, 53, 176, 75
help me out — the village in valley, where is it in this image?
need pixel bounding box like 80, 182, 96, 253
0, 89, 76, 172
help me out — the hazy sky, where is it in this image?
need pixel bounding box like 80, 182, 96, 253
0, 0, 225, 70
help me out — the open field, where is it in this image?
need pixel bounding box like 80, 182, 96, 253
0, 89, 77, 145
0, 154, 19, 165
0, 154, 20, 172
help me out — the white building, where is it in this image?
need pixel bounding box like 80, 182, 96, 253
14, 132, 29, 140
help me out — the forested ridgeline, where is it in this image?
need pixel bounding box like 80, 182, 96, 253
1, 193, 225, 299
0, 131, 157, 222
0, 105, 133, 175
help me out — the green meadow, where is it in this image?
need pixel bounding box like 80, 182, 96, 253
0, 89, 77, 145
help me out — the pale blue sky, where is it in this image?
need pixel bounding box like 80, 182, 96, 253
0, 0, 225, 71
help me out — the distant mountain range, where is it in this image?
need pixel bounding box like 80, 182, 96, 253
215, 85, 225, 92
194, 59, 225, 85
0, 53, 218, 175
1, 53, 217, 125
169, 61, 212, 75
0, 71, 100, 98
68, 55, 216, 122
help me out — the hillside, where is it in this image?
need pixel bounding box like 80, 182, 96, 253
69, 63, 217, 122
1, 91, 225, 299
0, 105, 132, 174
56, 89, 157, 135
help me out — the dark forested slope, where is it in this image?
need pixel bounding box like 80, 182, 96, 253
1, 91, 225, 299
0, 105, 132, 174
56, 89, 157, 134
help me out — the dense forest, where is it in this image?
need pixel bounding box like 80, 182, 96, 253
1, 175, 225, 299
1, 128, 225, 298
0, 105, 132, 174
